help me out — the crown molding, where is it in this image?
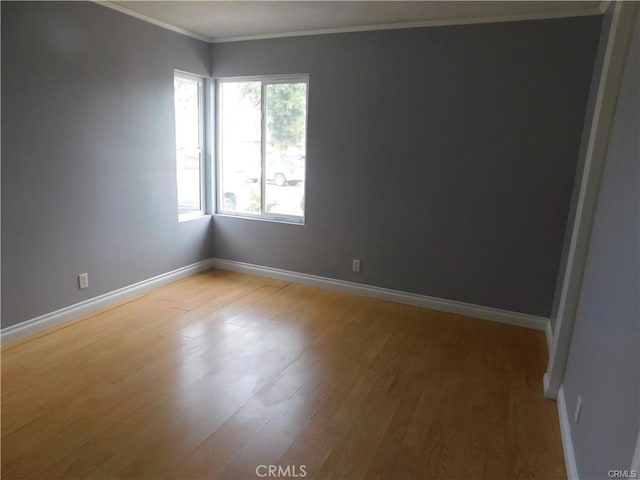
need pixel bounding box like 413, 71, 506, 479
92, 1, 603, 45
211, 8, 603, 43
600, 1, 614, 14
93, 1, 211, 42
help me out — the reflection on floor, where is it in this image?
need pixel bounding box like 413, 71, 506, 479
1, 269, 564, 479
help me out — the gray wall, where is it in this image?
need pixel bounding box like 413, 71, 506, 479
1, 3, 603, 328
1, 2, 213, 328
562, 14, 639, 479
211, 16, 602, 317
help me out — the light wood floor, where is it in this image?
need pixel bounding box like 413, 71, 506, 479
1, 269, 565, 479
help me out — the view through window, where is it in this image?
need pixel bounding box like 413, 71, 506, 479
218, 76, 307, 222
174, 73, 204, 220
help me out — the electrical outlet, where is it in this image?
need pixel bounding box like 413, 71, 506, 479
352, 259, 361, 273
574, 395, 582, 423
78, 273, 89, 289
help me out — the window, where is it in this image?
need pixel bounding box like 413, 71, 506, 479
174, 72, 205, 220
217, 75, 308, 223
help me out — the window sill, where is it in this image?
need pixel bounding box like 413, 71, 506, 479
178, 212, 210, 223
213, 212, 305, 226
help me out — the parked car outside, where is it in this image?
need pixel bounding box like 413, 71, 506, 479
266, 154, 304, 186
220, 168, 260, 214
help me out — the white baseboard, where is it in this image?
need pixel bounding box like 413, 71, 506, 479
557, 385, 580, 480
0, 259, 215, 347
210, 258, 549, 331
543, 373, 556, 399
632, 430, 640, 473
2, 256, 551, 347
546, 320, 554, 355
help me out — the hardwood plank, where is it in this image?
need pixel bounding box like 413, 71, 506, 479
1, 269, 565, 479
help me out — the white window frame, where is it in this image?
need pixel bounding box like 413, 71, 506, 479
174, 70, 206, 222
215, 74, 309, 225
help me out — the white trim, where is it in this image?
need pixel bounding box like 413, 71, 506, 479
214, 74, 309, 84
0, 259, 214, 347
632, 430, 640, 473
215, 75, 308, 225
210, 258, 549, 331
543, 373, 551, 397
211, 9, 603, 43
557, 385, 580, 480
92, 1, 602, 44
174, 70, 206, 221
600, 1, 614, 14
92, 1, 211, 42
178, 212, 210, 223
205, 78, 216, 216
544, 2, 639, 399
546, 320, 554, 355
1, 256, 551, 347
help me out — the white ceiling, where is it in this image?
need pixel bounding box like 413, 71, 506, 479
109, 1, 604, 42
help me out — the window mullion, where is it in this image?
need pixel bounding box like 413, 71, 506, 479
260, 81, 267, 215
198, 79, 205, 215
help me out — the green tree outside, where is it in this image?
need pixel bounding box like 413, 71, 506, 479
239, 82, 306, 151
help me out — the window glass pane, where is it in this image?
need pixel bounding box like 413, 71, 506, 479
219, 81, 262, 214
174, 77, 201, 150
264, 82, 306, 217
176, 150, 202, 214
174, 76, 202, 215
